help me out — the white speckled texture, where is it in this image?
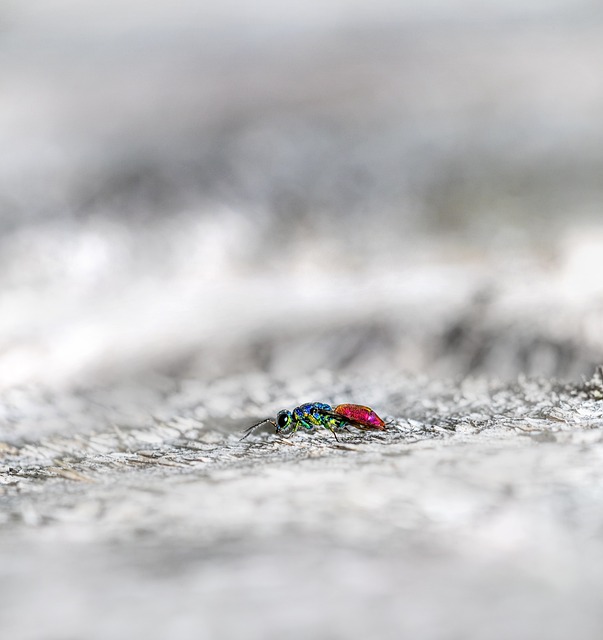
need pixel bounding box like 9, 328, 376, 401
2, 372, 603, 639
4, 1, 603, 637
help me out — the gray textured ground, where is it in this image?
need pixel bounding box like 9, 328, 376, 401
2, 370, 603, 639
3, 2, 603, 638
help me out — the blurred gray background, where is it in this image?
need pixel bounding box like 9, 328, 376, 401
1, 0, 603, 387
4, 5, 603, 640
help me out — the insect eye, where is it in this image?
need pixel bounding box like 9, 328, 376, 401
276, 411, 290, 429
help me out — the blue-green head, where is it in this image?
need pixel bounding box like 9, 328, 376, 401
275, 410, 292, 433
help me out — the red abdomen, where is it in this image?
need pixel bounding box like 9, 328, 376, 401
334, 404, 386, 430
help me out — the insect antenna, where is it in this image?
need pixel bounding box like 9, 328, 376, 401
240, 419, 276, 441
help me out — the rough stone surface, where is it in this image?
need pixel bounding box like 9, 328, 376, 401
2, 369, 603, 639
4, 3, 603, 638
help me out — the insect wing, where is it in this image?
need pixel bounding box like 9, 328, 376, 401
333, 404, 386, 430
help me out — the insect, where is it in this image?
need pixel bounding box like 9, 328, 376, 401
240, 402, 386, 442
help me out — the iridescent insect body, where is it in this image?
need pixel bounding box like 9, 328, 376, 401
241, 402, 386, 441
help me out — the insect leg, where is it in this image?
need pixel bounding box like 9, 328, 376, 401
289, 416, 303, 436
296, 413, 317, 432
326, 425, 340, 442
321, 419, 341, 442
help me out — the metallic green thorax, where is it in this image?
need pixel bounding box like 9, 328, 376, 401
276, 402, 344, 435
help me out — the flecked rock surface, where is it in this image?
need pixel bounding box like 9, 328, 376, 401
2, 369, 603, 639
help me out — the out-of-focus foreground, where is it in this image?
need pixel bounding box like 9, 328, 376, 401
2, 3, 603, 640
